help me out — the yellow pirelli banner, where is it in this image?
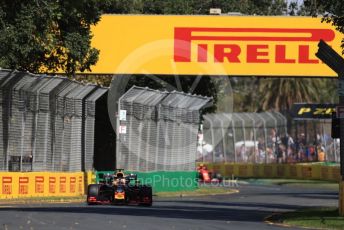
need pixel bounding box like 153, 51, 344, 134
0, 172, 84, 199
90, 15, 343, 77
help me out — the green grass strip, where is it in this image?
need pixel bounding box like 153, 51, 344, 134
269, 207, 344, 230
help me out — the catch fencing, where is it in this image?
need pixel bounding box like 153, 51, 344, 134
117, 86, 212, 172
201, 112, 339, 164
201, 112, 288, 163
0, 70, 107, 172
289, 119, 339, 163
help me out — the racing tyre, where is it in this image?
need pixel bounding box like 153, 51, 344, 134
87, 184, 101, 205
139, 186, 153, 206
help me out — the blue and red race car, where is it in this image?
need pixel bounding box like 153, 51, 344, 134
87, 169, 153, 206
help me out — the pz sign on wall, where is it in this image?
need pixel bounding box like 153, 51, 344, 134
290, 103, 336, 119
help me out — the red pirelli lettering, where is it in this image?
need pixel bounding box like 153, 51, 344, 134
214, 44, 241, 62
2, 177, 12, 183
299, 45, 319, 63
246, 45, 269, 63
2, 177, 12, 194
197, 44, 208, 62
19, 177, 29, 183
174, 27, 335, 64
275, 45, 296, 63
35, 176, 44, 183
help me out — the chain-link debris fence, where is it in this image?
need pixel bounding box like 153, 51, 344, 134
201, 112, 288, 163
201, 112, 339, 164
117, 86, 212, 172
0, 70, 108, 172
289, 119, 340, 163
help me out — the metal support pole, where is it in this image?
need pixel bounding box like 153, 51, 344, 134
257, 113, 268, 164
315, 39, 344, 216
339, 77, 344, 177
339, 76, 344, 216
224, 113, 236, 163
116, 96, 121, 169
210, 119, 215, 163
247, 114, 257, 163
220, 117, 227, 163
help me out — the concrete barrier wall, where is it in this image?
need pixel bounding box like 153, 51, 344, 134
0, 172, 84, 199
198, 163, 341, 182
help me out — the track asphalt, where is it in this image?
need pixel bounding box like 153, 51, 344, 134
0, 182, 338, 230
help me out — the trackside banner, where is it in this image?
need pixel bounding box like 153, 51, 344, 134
90, 15, 343, 76
290, 103, 336, 119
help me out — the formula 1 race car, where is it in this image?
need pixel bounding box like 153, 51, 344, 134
86, 169, 153, 206
197, 164, 223, 183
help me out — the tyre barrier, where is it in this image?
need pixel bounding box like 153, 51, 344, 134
0, 172, 84, 199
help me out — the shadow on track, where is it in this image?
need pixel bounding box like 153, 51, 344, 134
246, 192, 338, 200
0, 200, 305, 223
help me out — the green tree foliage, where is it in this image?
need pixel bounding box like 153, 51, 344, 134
302, 0, 344, 54
258, 78, 322, 112
288, 1, 298, 16
104, 0, 287, 15
0, 0, 110, 76
254, 77, 339, 112
248, 1, 342, 112
319, 2, 344, 55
